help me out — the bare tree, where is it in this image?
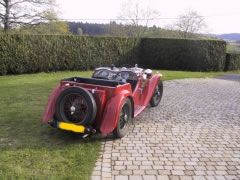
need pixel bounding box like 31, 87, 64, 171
0, 0, 55, 31
175, 10, 206, 38
118, 0, 160, 37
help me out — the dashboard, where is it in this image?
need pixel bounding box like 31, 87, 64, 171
92, 69, 138, 81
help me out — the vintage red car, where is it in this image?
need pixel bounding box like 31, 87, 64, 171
42, 65, 163, 138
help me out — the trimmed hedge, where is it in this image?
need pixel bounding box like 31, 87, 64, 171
139, 38, 226, 71
225, 53, 240, 71
0, 35, 227, 75
0, 35, 140, 75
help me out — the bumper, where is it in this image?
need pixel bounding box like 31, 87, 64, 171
49, 121, 96, 134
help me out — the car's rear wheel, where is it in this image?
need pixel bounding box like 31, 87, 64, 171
113, 98, 132, 138
55, 87, 97, 125
150, 80, 163, 107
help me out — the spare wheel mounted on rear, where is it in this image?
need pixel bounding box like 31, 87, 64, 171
55, 87, 97, 126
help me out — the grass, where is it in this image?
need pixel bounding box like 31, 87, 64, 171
0, 71, 99, 179
0, 70, 239, 178
227, 44, 240, 54
156, 70, 231, 80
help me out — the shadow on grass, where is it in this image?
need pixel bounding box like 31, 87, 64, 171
0, 121, 107, 149
0, 121, 103, 178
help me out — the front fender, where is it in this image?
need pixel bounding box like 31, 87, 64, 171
143, 75, 161, 106
100, 90, 131, 135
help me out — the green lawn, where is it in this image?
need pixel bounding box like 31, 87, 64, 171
158, 70, 228, 80
227, 44, 240, 54
0, 71, 99, 179
0, 70, 238, 178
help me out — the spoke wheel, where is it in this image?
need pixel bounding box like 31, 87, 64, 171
119, 104, 130, 130
55, 87, 97, 126
60, 93, 88, 124
150, 80, 163, 107
113, 98, 132, 138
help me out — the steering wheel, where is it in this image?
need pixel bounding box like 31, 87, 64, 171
111, 71, 122, 81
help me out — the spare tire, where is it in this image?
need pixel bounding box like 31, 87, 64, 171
55, 87, 97, 126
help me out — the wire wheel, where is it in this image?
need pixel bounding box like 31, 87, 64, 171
113, 98, 132, 138
150, 80, 163, 107
60, 93, 88, 124
55, 87, 97, 126
119, 104, 130, 130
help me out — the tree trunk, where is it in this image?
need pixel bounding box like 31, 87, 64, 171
4, 0, 10, 31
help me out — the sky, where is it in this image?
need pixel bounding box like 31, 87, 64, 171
56, 0, 240, 34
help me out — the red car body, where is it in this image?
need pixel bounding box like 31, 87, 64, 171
42, 66, 162, 136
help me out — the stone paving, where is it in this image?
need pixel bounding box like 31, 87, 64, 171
91, 78, 240, 180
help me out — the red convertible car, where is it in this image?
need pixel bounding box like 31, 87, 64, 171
42, 65, 163, 138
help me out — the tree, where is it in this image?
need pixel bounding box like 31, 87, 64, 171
118, 0, 160, 37
77, 27, 83, 35
174, 10, 206, 38
0, 0, 55, 31
17, 21, 70, 34
108, 21, 129, 37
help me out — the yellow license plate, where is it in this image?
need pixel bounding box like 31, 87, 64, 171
58, 122, 85, 133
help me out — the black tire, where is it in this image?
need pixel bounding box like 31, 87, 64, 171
150, 80, 163, 107
55, 87, 97, 126
113, 98, 132, 138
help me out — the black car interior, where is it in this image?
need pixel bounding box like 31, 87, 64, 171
92, 69, 138, 90
63, 71, 138, 90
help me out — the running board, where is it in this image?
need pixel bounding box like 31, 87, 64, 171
134, 105, 146, 117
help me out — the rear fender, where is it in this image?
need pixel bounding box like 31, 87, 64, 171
100, 90, 131, 135
42, 84, 63, 123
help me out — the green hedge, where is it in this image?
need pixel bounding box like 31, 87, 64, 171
0, 35, 227, 75
0, 35, 140, 75
139, 38, 226, 71
225, 53, 240, 71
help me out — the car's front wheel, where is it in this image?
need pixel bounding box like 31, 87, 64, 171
150, 80, 163, 107
113, 98, 132, 138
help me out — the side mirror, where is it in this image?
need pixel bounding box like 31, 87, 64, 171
144, 69, 153, 78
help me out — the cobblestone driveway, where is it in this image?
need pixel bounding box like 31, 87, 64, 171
92, 78, 240, 180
